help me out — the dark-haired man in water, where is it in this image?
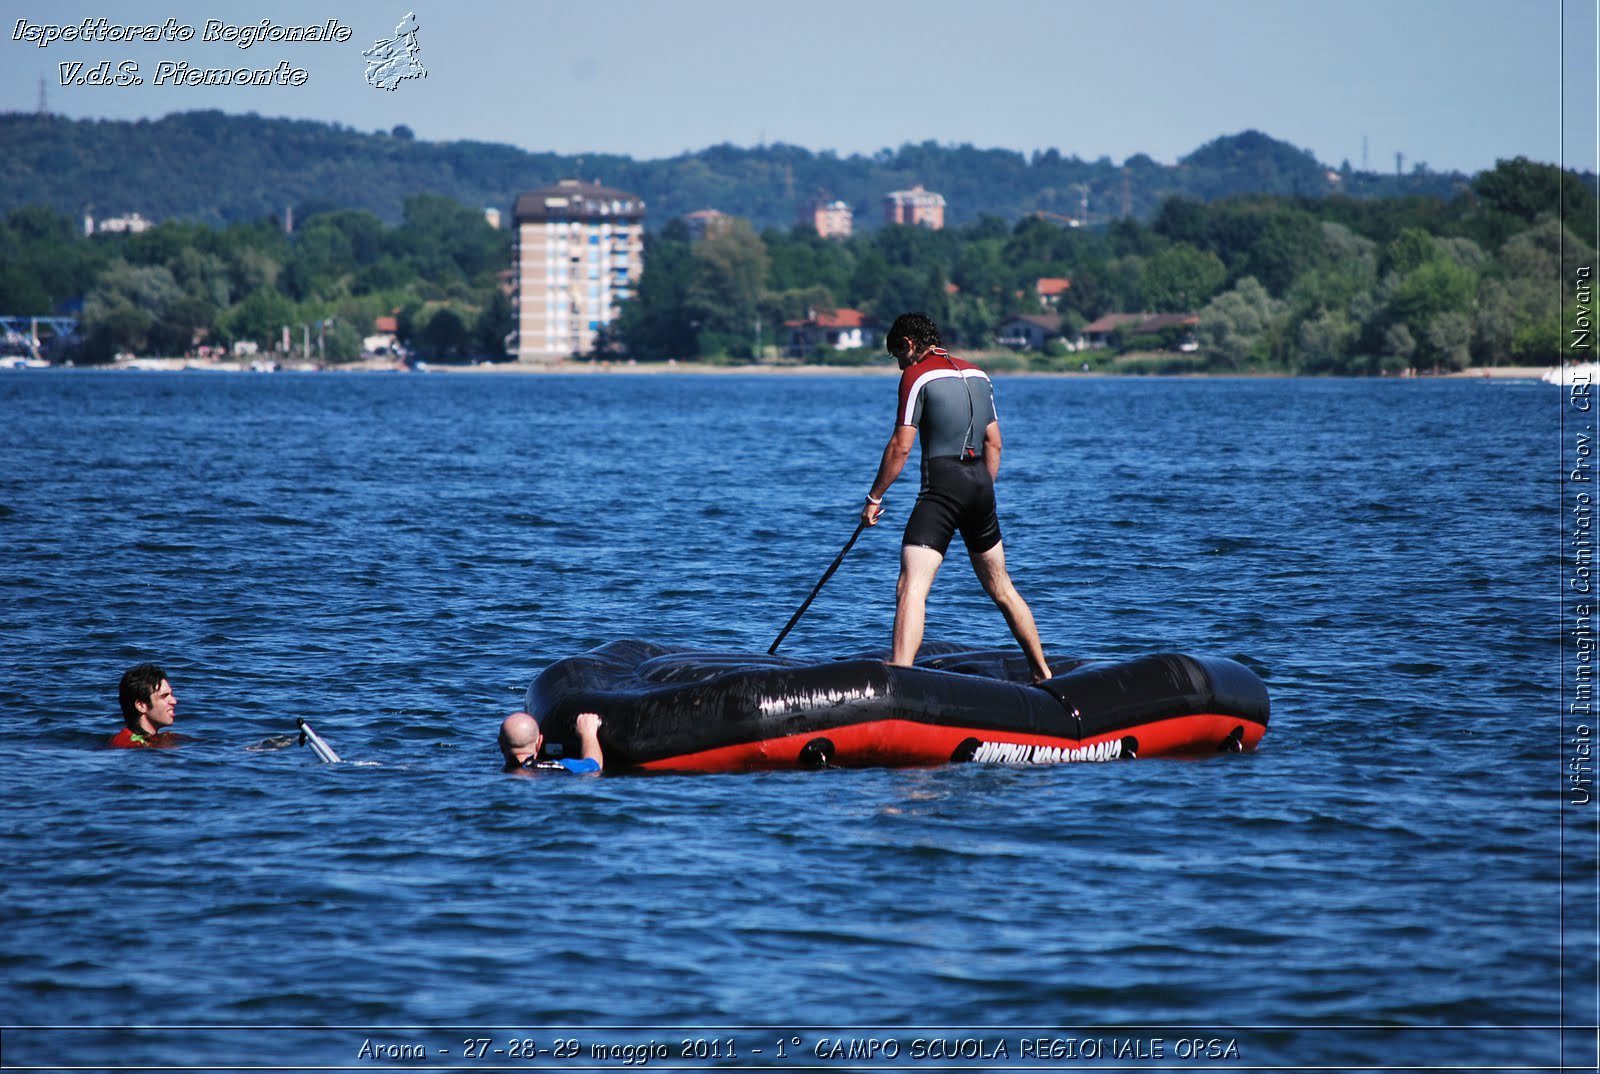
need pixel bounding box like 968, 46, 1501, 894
861, 312, 1052, 682
109, 663, 191, 748
498, 710, 604, 773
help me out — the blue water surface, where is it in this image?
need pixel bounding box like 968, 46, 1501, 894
0, 370, 1589, 1071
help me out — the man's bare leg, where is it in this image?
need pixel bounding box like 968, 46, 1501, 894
970, 540, 1051, 681
891, 544, 945, 666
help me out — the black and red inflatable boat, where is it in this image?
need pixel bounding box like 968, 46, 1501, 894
524, 640, 1270, 773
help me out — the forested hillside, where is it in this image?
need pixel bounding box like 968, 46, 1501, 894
0, 110, 1472, 231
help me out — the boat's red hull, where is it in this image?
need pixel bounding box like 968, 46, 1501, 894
526, 641, 1271, 774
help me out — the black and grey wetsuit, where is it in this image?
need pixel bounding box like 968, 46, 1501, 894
895, 348, 1003, 556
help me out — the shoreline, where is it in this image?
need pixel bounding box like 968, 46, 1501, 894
9, 357, 1557, 380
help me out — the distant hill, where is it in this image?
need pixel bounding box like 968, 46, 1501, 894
0, 110, 1476, 231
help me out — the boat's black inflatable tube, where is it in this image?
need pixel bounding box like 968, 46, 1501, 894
525, 640, 1270, 772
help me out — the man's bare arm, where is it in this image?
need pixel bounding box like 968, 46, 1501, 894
863, 425, 917, 524
575, 712, 604, 770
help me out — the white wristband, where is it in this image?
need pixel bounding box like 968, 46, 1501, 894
865, 493, 882, 505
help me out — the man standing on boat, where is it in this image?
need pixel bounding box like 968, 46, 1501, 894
862, 312, 1051, 682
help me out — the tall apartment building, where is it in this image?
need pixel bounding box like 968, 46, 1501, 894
799, 198, 852, 239
884, 184, 945, 229
512, 179, 645, 362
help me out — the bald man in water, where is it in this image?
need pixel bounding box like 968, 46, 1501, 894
498, 710, 604, 773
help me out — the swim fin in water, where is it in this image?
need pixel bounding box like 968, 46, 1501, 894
296, 718, 343, 764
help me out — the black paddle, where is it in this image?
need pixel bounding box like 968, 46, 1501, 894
769, 520, 868, 654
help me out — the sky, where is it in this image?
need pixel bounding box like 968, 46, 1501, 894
3, 0, 1595, 176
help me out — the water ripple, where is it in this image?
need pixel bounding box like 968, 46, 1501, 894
1, 371, 1569, 1065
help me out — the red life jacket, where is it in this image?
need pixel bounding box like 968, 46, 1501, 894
108, 727, 183, 749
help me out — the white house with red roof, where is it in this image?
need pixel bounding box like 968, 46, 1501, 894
363, 314, 401, 356
784, 308, 874, 359
1034, 277, 1071, 307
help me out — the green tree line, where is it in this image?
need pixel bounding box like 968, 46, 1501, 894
0, 195, 512, 362
0, 156, 1591, 372
618, 157, 1596, 373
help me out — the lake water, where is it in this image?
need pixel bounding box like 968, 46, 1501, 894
1, 369, 1592, 1072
